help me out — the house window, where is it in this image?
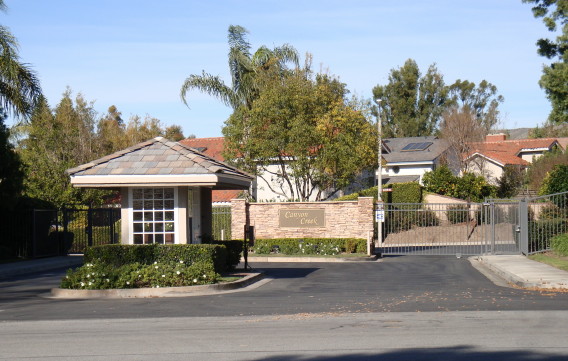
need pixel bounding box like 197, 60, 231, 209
131, 188, 176, 244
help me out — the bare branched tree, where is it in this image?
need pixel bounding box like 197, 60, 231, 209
439, 106, 487, 172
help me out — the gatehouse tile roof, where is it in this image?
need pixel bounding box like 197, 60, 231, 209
67, 137, 253, 180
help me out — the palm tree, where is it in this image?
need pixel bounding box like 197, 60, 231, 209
0, 0, 42, 119
180, 25, 299, 111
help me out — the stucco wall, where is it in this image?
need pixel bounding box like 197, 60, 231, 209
231, 197, 374, 240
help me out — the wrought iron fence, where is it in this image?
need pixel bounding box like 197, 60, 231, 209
1, 209, 60, 259
212, 206, 231, 240
62, 208, 121, 254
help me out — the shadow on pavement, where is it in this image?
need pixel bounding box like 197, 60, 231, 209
254, 267, 320, 280
250, 345, 566, 361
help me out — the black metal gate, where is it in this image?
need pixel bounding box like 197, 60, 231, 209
61, 208, 121, 254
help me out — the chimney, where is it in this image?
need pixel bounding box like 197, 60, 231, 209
486, 133, 507, 142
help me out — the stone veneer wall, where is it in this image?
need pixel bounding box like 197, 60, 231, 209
231, 197, 374, 240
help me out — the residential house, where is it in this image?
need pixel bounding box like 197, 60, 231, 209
378, 136, 457, 185
464, 134, 564, 185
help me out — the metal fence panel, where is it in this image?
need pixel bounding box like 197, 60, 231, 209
526, 191, 568, 254
32, 209, 60, 258
63, 208, 120, 254
379, 203, 488, 256
212, 206, 231, 240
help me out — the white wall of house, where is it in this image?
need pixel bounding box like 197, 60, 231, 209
466, 156, 503, 185
255, 163, 331, 202
519, 150, 545, 163
383, 162, 434, 184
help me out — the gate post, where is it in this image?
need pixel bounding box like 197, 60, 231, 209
490, 201, 496, 255
519, 198, 529, 255
87, 208, 93, 247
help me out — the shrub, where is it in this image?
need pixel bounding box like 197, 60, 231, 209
414, 209, 440, 227
207, 240, 243, 270
60, 260, 218, 289
539, 164, 568, 208
391, 182, 422, 203
551, 233, 568, 257
423, 165, 496, 202
538, 204, 567, 220
528, 219, 568, 253
252, 238, 366, 255
446, 205, 469, 224
345, 238, 367, 253
84, 244, 227, 273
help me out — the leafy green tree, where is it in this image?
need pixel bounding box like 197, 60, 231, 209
447, 79, 504, 131
180, 25, 299, 111
527, 146, 568, 191
18, 91, 105, 207
423, 165, 495, 202
0, 112, 23, 210
223, 60, 377, 201
97, 105, 126, 155
496, 165, 525, 198
523, 0, 568, 123
539, 165, 568, 207
164, 125, 185, 142
0, 0, 42, 119
372, 59, 448, 138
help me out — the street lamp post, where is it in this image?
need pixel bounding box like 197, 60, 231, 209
376, 99, 383, 250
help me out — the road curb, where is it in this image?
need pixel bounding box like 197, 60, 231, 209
473, 256, 568, 290
50, 272, 265, 299
247, 255, 379, 263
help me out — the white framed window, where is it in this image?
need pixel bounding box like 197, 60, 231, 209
130, 187, 177, 244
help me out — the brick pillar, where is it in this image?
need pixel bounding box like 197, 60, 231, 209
358, 197, 374, 239
231, 198, 249, 240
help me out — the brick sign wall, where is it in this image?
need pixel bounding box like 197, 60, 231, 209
231, 197, 374, 240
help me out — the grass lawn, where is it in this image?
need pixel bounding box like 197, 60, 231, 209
529, 252, 568, 272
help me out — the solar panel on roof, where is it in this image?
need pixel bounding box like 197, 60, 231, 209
401, 142, 433, 152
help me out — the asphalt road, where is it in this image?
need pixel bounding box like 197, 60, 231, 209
2, 256, 568, 360
1, 256, 567, 321
1, 312, 568, 360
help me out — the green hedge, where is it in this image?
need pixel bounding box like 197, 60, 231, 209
252, 238, 366, 255
207, 240, 243, 270
84, 244, 228, 273
391, 182, 422, 203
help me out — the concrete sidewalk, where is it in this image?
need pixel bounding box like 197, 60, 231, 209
0, 255, 83, 280
475, 255, 568, 289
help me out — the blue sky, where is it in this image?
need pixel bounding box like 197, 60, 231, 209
3, 0, 554, 137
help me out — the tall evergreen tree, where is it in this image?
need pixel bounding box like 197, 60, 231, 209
523, 0, 568, 123
372, 59, 447, 138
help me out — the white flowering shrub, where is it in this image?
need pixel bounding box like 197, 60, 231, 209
60, 260, 217, 290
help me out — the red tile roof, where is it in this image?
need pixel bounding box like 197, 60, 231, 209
466, 138, 559, 166
179, 137, 226, 161
180, 137, 242, 203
